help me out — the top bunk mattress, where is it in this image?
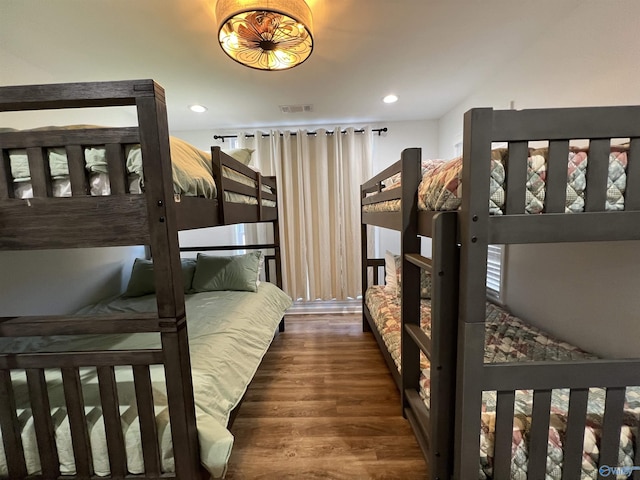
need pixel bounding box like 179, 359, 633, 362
363, 146, 629, 215
3, 132, 275, 206
0, 283, 292, 478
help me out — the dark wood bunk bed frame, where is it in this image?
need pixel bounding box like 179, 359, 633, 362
363, 105, 640, 480
0, 79, 284, 480
360, 148, 422, 391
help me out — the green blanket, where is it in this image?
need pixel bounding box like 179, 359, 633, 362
0, 283, 292, 478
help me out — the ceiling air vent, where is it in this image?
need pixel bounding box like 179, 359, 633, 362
279, 104, 313, 114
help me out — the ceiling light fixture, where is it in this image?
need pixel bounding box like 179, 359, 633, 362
216, 0, 313, 71
189, 105, 208, 113
383, 94, 398, 104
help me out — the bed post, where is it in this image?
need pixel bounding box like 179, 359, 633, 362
136, 86, 201, 479
427, 211, 459, 479
211, 146, 226, 224
360, 188, 371, 332
453, 108, 494, 480
399, 148, 421, 412
273, 212, 286, 332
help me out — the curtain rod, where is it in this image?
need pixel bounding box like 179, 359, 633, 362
213, 127, 387, 142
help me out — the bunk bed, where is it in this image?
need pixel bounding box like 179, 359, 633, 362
0, 79, 290, 479
360, 149, 422, 390
361, 105, 640, 479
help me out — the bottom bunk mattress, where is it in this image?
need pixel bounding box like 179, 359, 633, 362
365, 285, 431, 373
420, 304, 640, 480
0, 282, 292, 478
365, 286, 640, 479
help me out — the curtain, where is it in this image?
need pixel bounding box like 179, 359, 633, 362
238, 128, 372, 301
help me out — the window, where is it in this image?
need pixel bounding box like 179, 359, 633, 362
454, 140, 463, 157
486, 244, 504, 303
452, 138, 505, 303
223, 137, 248, 248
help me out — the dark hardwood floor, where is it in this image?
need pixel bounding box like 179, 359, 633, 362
225, 313, 429, 480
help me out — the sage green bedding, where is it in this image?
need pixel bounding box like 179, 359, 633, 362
0, 282, 292, 478
7, 131, 270, 202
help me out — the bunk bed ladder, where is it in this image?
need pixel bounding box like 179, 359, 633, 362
402, 212, 459, 480
399, 147, 421, 403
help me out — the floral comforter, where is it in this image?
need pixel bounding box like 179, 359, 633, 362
364, 287, 640, 479
363, 147, 629, 214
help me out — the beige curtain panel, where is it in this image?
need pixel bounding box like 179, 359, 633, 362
239, 128, 372, 301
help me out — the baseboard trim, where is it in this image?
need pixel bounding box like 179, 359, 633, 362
287, 299, 361, 315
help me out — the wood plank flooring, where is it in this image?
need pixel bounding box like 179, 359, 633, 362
225, 313, 429, 480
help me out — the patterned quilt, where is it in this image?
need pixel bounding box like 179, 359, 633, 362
362, 159, 444, 214
363, 146, 629, 214
365, 286, 431, 373
419, 147, 629, 214
364, 288, 640, 479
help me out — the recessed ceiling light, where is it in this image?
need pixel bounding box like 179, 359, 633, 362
189, 104, 208, 113
383, 94, 398, 104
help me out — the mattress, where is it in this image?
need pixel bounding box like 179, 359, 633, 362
0, 282, 292, 478
7, 135, 276, 207
363, 147, 629, 214
15, 176, 276, 207
364, 286, 640, 479
364, 286, 430, 373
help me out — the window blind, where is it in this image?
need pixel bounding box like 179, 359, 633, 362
486, 244, 503, 302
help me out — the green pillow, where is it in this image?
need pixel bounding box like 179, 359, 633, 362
123, 257, 197, 297
192, 252, 262, 293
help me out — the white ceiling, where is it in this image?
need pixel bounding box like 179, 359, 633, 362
0, 0, 625, 131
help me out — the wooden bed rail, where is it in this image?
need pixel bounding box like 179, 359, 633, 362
0, 127, 141, 199
491, 105, 640, 142
0, 313, 181, 337
211, 146, 278, 225
0, 310, 195, 479
361, 157, 402, 192
361, 149, 421, 232
180, 243, 283, 287
0, 79, 163, 112
0, 80, 174, 255
360, 259, 386, 339
483, 358, 640, 390
484, 359, 640, 480
360, 159, 403, 209
0, 348, 172, 479
365, 258, 385, 286
0, 127, 154, 250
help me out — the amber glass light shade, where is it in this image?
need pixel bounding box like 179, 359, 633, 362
216, 0, 313, 71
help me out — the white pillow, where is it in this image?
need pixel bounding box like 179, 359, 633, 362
222, 148, 255, 166
384, 250, 401, 294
